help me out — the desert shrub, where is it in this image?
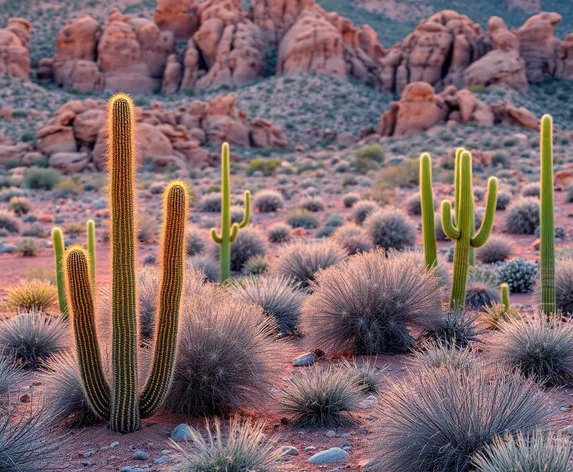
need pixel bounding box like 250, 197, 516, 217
53, 178, 83, 198
253, 190, 285, 213
242, 255, 271, 275
490, 316, 573, 386
495, 191, 512, 210
231, 275, 304, 334
376, 158, 419, 189
477, 235, 513, 263
315, 225, 336, 238
366, 208, 416, 251
247, 157, 282, 176
229, 205, 247, 225
351, 200, 378, 225
22, 167, 62, 190
273, 240, 346, 287
8, 197, 31, 216
0, 313, 68, 369
210, 227, 266, 272
482, 302, 521, 330
343, 192, 360, 208
465, 280, 500, 310
372, 366, 549, 472
472, 431, 573, 472
534, 224, 566, 239
522, 183, 540, 197
21, 223, 47, 238
408, 340, 475, 372
168, 418, 282, 472
191, 255, 220, 282
164, 288, 282, 415
297, 196, 325, 212
421, 311, 482, 348
303, 250, 442, 354
286, 209, 319, 229
405, 192, 434, 216
0, 189, 26, 203
186, 229, 206, 256
491, 150, 510, 168
324, 214, 344, 229
267, 223, 292, 243
64, 222, 84, 236
497, 258, 538, 293
505, 197, 540, 234
0, 211, 20, 233
566, 186, 573, 203
342, 358, 385, 393
0, 409, 59, 471
555, 256, 573, 316
279, 365, 361, 427
0, 357, 23, 403
332, 225, 373, 255
356, 144, 385, 164
197, 193, 222, 212
4, 279, 58, 313
42, 353, 101, 427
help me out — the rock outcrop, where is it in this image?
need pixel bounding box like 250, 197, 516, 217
29, 94, 288, 172
153, 0, 200, 40
377, 81, 539, 137
0, 18, 31, 81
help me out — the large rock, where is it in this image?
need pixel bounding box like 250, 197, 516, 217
49, 152, 89, 173
153, 0, 200, 40
73, 108, 106, 148
161, 54, 182, 93
37, 125, 77, 155
556, 33, 573, 80
250, 118, 289, 148
0, 18, 31, 81
0, 142, 29, 165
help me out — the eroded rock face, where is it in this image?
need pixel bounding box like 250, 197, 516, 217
153, 0, 200, 40
556, 33, 573, 79
0, 18, 31, 81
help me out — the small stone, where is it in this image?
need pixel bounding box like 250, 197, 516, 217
560, 407, 570, 412
161, 450, 170, 455
304, 446, 317, 452
308, 447, 349, 464
82, 449, 97, 458
325, 430, 336, 438
280, 446, 299, 456
82, 461, 93, 467
154, 456, 168, 464
133, 450, 149, 461
170, 423, 193, 441
110, 441, 120, 449
293, 353, 317, 367
120, 468, 144, 472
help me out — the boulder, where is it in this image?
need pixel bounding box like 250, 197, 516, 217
0, 142, 29, 164
153, 0, 200, 40
250, 118, 289, 148
556, 33, 573, 80
161, 54, 182, 93
37, 125, 77, 155
0, 18, 31, 81
49, 152, 89, 173
73, 108, 106, 148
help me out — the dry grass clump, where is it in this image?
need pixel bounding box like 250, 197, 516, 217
4, 279, 58, 313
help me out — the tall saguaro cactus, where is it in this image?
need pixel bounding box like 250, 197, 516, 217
64, 94, 189, 433
441, 150, 498, 312
420, 153, 437, 270
540, 114, 556, 317
210, 142, 251, 282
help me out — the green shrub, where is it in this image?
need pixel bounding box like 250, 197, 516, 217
22, 168, 62, 190
247, 158, 282, 176
286, 209, 319, 229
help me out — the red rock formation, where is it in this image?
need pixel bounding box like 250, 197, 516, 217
0, 18, 31, 81
153, 0, 200, 40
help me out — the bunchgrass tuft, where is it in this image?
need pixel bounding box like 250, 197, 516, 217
4, 280, 58, 313
420, 311, 483, 348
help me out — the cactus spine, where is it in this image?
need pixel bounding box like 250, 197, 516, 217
540, 114, 556, 317
420, 153, 437, 270
210, 142, 251, 282
52, 227, 68, 317
64, 94, 188, 433
441, 150, 498, 312
500, 282, 510, 313
87, 219, 96, 295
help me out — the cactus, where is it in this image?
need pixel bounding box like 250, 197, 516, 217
64, 94, 189, 433
52, 227, 68, 317
420, 153, 437, 270
540, 114, 556, 317
210, 143, 251, 282
441, 150, 498, 312
500, 282, 510, 313
87, 219, 96, 295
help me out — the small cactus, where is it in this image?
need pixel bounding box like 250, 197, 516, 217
420, 153, 437, 270
210, 143, 251, 282
500, 283, 510, 313
442, 150, 498, 312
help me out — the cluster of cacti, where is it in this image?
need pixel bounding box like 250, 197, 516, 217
441, 149, 498, 312
52, 220, 96, 317
210, 142, 251, 282
419, 153, 437, 270
64, 94, 189, 433
539, 114, 556, 317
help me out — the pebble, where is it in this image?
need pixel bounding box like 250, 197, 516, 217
154, 456, 169, 464
82, 449, 97, 458
308, 448, 349, 464
325, 430, 336, 438
304, 446, 317, 452
279, 446, 299, 456
82, 461, 93, 467
293, 353, 317, 367
133, 450, 149, 461
110, 441, 120, 449
170, 423, 194, 441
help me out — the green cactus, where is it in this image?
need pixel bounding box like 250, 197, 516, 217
210, 142, 251, 282
64, 94, 189, 433
500, 282, 510, 313
87, 219, 96, 295
420, 153, 437, 270
540, 114, 556, 317
52, 227, 68, 317
441, 150, 498, 312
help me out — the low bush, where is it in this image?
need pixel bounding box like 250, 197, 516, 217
253, 190, 285, 213
366, 208, 416, 251
505, 198, 540, 234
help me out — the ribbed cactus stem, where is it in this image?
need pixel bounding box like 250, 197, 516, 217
140, 181, 188, 418
210, 143, 251, 282
420, 153, 437, 270
87, 219, 96, 294
52, 227, 68, 317
65, 246, 110, 419
500, 283, 510, 313
442, 151, 498, 312
540, 114, 556, 317
108, 94, 140, 433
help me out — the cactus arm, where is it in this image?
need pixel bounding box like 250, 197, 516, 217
65, 247, 110, 419
210, 228, 223, 244
441, 201, 460, 240
238, 191, 251, 229
420, 153, 437, 269
540, 114, 556, 317
500, 283, 510, 313
52, 227, 68, 317
470, 177, 498, 248
229, 223, 239, 243
87, 220, 96, 294
108, 94, 140, 433
140, 182, 188, 418
454, 148, 464, 225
